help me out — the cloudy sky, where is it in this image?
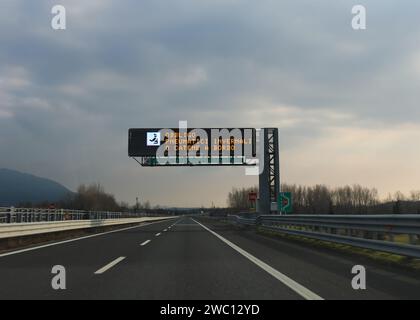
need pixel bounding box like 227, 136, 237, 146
1, 0, 420, 207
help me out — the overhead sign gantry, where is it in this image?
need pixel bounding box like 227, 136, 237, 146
128, 126, 281, 214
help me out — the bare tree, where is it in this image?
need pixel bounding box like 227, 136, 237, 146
227, 186, 258, 210
394, 191, 406, 201
63, 183, 120, 211
410, 190, 420, 201
228, 183, 385, 215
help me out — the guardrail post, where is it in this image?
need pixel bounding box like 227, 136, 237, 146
364, 231, 373, 239
8, 207, 14, 223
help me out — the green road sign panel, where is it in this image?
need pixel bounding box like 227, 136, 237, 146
278, 192, 292, 213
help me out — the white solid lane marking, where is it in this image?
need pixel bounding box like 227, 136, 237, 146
94, 257, 126, 275
192, 219, 324, 301
155, 233, 161, 237
163, 229, 168, 232
0, 219, 176, 259
140, 240, 151, 246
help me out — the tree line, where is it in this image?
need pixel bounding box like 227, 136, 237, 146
20, 183, 156, 213
227, 184, 420, 214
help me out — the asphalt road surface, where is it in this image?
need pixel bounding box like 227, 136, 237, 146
0, 216, 419, 300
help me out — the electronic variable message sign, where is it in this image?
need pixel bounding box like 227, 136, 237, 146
128, 128, 257, 166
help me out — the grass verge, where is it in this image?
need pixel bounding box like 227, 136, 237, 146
256, 227, 420, 272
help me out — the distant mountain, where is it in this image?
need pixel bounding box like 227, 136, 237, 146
0, 169, 73, 207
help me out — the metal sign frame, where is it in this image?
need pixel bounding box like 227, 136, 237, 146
129, 127, 281, 215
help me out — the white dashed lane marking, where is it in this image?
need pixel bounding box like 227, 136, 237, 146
94, 257, 126, 275
141, 240, 151, 246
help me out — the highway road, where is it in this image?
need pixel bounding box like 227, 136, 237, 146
0, 216, 419, 300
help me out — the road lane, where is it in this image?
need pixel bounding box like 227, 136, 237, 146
192, 218, 323, 300
0, 218, 177, 299
195, 217, 420, 300
77, 217, 304, 300
0, 215, 418, 300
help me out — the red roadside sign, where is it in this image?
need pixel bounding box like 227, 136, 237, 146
249, 192, 258, 202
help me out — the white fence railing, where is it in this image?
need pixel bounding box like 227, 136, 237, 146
0, 216, 176, 239
0, 207, 169, 224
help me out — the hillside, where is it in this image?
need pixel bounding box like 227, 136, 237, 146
0, 169, 73, 206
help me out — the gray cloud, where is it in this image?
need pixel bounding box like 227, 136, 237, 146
1, 0, 420, 206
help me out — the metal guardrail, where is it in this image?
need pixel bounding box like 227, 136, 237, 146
0, 207, 166, 224
227, 214, 420, 259
228, 215, 257, 226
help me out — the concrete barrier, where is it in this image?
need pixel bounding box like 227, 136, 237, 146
0, 217, 176, 239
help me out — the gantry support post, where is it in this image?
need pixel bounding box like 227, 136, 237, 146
259, 128, 280, 215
